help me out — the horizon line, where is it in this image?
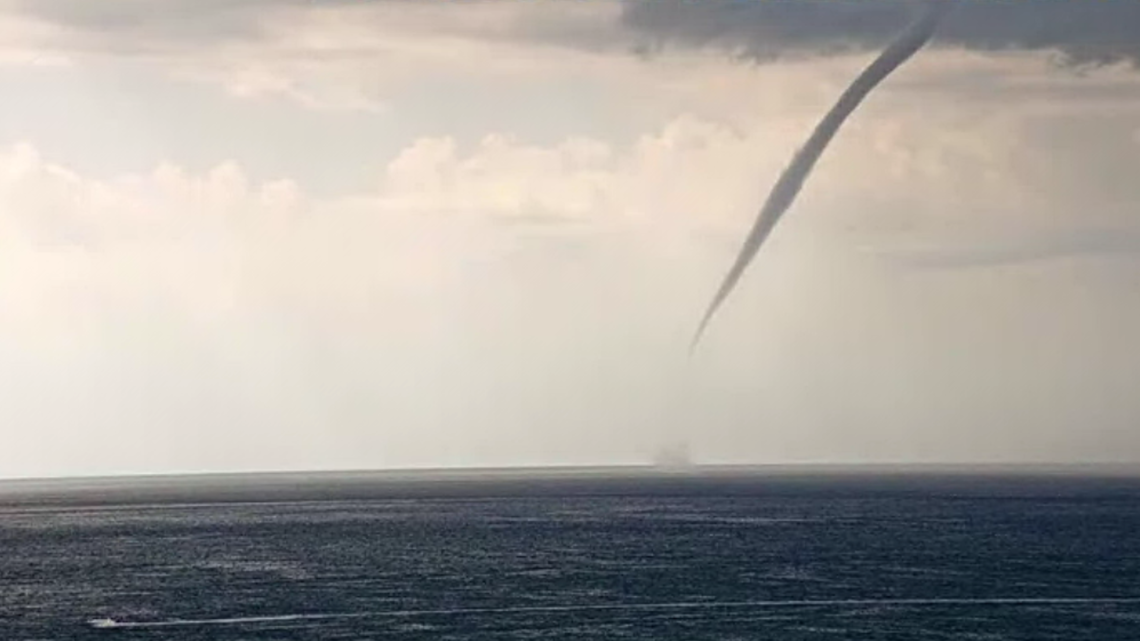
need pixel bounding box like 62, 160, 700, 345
5, 460, 1140, 485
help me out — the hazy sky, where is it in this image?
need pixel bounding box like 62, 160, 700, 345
3, 0, 1140, 478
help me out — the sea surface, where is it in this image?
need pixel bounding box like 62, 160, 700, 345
2, 467, 1139, 640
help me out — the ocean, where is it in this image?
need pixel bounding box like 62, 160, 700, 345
2, 467, 1139, 640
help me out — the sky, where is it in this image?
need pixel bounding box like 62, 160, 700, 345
2, 0, 1140, 478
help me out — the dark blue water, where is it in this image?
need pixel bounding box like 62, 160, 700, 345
2, 468, 1139, 639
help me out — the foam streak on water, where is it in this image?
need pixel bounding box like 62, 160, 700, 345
92, 597, 1140, 629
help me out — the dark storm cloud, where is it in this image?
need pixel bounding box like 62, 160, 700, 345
11, 0, 1138, 67
1, 0, 630, 56
621, 0, 1140, 68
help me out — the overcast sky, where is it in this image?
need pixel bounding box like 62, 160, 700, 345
3, 0, 1140, 478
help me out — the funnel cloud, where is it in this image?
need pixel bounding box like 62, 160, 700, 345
691, 1, 957, 350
